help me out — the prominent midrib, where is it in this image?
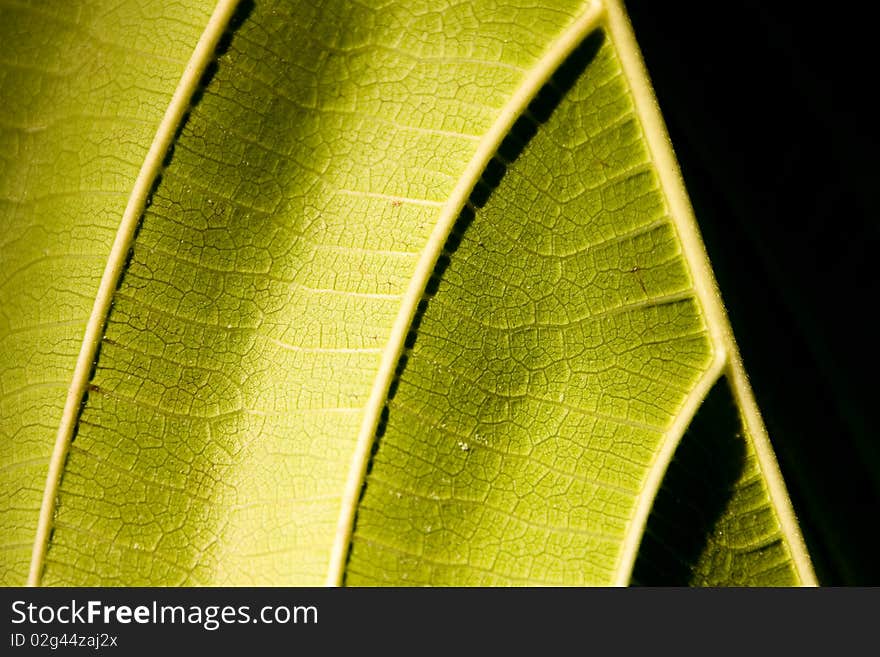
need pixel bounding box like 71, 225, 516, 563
325, 0, 607, 586
602, 0, 817, 585
26, 0, 243, 587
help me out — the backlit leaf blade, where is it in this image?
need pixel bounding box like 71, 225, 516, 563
345, 25, 802, 586
0, 0, 815, 585
0, 0, 216, 585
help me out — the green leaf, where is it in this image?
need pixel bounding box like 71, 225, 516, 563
0, 0, 815, 586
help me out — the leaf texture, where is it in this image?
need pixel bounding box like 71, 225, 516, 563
347, 30, 718, 585
0, 0, 216, 584
0, 0, 814, 585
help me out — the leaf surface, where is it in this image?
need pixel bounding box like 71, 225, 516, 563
0, 0, 216, 584
0, 0, 815, 585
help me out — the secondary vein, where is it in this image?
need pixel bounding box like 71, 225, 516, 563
602, 0, 816, 585
26, 0, 243, 587
325, 0, 608, 587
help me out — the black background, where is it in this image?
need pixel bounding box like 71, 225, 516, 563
624, 1, 879, 583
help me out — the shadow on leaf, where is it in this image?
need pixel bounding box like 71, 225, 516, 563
345, 31, 606, 583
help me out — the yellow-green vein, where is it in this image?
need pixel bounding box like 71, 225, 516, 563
27, 0, 243, 587
603, 0, 816, 585
325, 0, 608, 587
